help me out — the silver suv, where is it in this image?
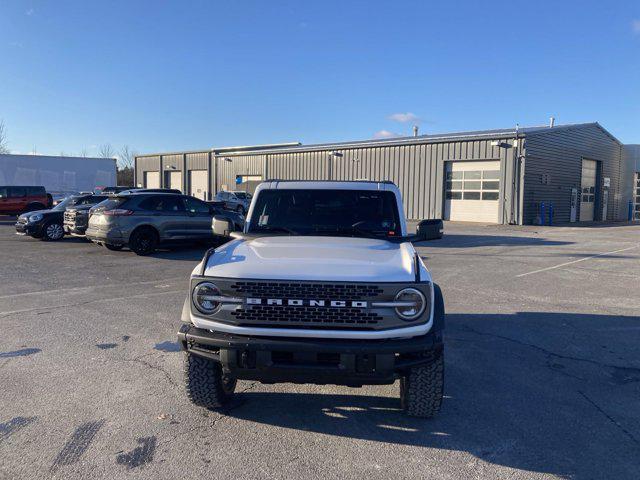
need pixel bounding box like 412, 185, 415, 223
213, 191, 251, 215
85, 193, 243, 255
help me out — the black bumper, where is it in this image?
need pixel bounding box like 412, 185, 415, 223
178, 324, 443, 386
15, 222, 43, 237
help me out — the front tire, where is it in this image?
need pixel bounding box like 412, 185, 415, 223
129, 227, 158, 255
400, 350, 444, 418
41, 221, 65, 241
184, 352, 236, 409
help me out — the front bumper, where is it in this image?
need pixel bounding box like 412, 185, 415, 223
63, 224, 87, 236
15, 222, 43, 237
178, 324, 443, 386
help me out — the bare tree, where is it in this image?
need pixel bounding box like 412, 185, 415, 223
79, 148, 88, 158
98, 143, 115, 158
0, 120, 9, 154
117, 145, 137, 187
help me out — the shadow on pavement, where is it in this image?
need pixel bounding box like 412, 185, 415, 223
222, 311, 639, 479
414, 234, 574, 249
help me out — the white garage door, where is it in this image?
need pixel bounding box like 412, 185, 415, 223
144, 171, 160, 189
444, 161, 501, 223
579, 159, 597, 222
189, 170, 208, 200
165, 171, 183, 191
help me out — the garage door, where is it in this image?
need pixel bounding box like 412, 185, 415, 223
144, 171, 160, 189
189, 170, 208, 200
579, 159, 597, 222
165, 171, 183, 192
444, 161, 501, 223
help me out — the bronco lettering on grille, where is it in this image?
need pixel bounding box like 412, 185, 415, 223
246, 298, 368, 308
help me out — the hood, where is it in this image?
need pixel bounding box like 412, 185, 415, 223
19, 209, 56, 219
67, 204, 93, 212
203, 236, 419, 282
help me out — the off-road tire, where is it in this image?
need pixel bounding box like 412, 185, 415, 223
129, 227, 158, 256
41, 221, 65, 241
184, 352, 236, 409
400, 350, 444, 418
104, 243, 124, 251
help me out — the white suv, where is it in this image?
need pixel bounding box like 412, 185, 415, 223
178, 181, 445, 417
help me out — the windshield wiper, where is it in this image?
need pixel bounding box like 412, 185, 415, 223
253, 225, 299, 235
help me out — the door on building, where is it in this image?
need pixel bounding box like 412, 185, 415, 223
189, 170, 208, 200
634, 173, 640, 221
144, 171, 160, 189
444, 161, 501, 223
165, 170, 183, 192
579, 159, 597, 221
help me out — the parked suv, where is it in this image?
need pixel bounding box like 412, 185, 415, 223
214, 191, 251, 215
0, 186, 52, 216
85, 193, 244, 255
15, 193, 105, 241
63, 194, 109, 236
179, 181, 445, 418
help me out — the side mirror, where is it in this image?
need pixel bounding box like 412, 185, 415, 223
415, 219, 443, 241
212, 215, 233, 237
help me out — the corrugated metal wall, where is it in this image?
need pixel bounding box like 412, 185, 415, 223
218, 139, 518, 222
135, 156, 160, 187
523, 125, 624, 223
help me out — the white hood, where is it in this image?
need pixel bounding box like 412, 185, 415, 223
203, 236, 422, 282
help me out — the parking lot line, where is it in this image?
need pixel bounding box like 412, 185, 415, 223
515, 244, 640, 278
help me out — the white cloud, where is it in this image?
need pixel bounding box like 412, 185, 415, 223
633, 19, 640, 34
26, 8, 34, 16
388, 112, 420, 123
373, 130, 401, 139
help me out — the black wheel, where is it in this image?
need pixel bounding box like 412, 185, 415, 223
104, 243, 123, 251
129, 227, 158, 255
41, 221, 65, 241
184, 352, 236, 409
400, 350, 444, 418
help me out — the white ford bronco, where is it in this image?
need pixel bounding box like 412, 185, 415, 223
177, 181, 445, 417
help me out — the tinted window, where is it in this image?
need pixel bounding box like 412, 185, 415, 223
137, 196, 185, 212
75, 195, 107, 206
0, 187, 7, 198
94, 197, 128, 212
248, 189, 401, 237
27, 186, 45, 195
234, 192, 247, 199
9, 187, 27, 197
184, 197, 210, 214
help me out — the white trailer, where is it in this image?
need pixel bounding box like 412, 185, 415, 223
0, 154, 117, 196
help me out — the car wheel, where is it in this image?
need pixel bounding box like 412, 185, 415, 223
42, 221, 65, 241
104, 244, 124, 251
129, 227, 158, 255
184, 352, 236, 409
400, 350, 444, 418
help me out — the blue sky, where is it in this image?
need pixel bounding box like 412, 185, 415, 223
1, 0, 639, 158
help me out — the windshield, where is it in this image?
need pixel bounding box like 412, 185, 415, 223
233, 192, 247, 199
53, 196, 79, 211
90, 197, 128, 212
247, 189, 401, 238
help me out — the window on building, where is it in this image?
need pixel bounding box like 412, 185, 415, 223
445, 170, 500, 201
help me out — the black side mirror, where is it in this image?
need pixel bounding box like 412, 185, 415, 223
212, 215, 233, 237
415, 219, 444, 241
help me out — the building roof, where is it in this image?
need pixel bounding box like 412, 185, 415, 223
218, 122, 622, 157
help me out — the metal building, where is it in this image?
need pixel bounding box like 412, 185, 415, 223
135, 122, 631, 225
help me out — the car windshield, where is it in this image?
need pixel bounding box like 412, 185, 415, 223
233, 192, 247, 199
247, 189, 401, 238
53, 196, 79, 211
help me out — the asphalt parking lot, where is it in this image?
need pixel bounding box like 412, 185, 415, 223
0, 219, 638, 480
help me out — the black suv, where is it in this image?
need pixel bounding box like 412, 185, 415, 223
15, 194, 107, 241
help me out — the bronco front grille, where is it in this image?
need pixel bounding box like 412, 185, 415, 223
231, 305, 381, 327
230, 282, 383, 299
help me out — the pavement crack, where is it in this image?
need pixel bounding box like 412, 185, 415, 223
462, 325, 640, 374
122, 357, 178, 389
578, 391, 639, 446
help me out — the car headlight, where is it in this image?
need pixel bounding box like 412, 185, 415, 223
394, 288, 426, 320
192, 282, 222, 315
28, 213, 43, 223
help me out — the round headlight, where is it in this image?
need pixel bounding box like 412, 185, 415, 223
394, 288, 426, 320
192, 282, 221, 315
